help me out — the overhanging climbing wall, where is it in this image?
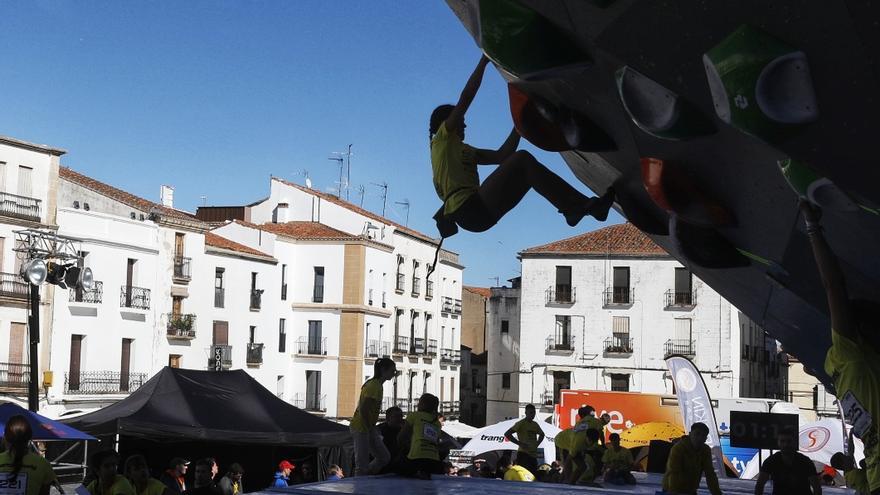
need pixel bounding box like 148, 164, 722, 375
446, 0, 880, 386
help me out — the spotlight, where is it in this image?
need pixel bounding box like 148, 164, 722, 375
19, 259, 47, 286
46, 262, 69, 289
63, 266, 93, 290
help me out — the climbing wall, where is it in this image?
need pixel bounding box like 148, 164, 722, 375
446, 0, 880, 386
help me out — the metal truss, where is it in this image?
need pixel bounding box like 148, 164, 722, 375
13, 229, 84, 262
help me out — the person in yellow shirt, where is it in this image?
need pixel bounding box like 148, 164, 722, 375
0, 415, 57, 495
429, 55, 615, 239
397, 393, 444, 480
602, 433, 636, 485
498, 457, 534, 482
350, 357, 397, 476
124, 455, 174, 495
87, 450, 136, 495
504, 404, 545, 474
661, 422, 722, 495
575, 429, 605, 486
801, 200, 880, 494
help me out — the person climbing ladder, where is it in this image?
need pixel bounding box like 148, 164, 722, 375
430, 55, 615, 237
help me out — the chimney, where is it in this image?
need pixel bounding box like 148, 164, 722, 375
160, 185, 174, 208
275, 203, 289, 223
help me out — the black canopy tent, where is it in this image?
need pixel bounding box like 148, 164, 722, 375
64, 367, 352, 487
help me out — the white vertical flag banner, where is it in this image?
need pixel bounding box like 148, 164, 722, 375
666, 355, 726, 477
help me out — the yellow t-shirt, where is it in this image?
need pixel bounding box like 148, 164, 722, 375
845, 468, 869, 493
570, 416, 603, 455
0, 452, 56, 495
555, 428, 574, 452
602, 446, 634, 471
350, 378, 383, 433
503, 465, 534, 482
87, 475, 136, 495
825, 329, 880, 491
510, 418, 542, 456
137, 478, 167, 495
406, 411, 442, 461
662, 439, 721, 495
431, 121, 479, 215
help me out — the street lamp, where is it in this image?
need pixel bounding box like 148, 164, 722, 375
14, 229, 94, 412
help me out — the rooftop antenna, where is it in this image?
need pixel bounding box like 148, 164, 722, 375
200, 196, 207, 206
356, 185, 366, 207
394, 198, 410, 227
296, 169, 312, 189
372, 182, 388, 216
330, 145, 353, 201
489, 276, 500, 287
327, 155, 344, 199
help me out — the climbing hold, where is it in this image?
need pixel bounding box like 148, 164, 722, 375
778, 159, 859, 212
613, 187, 669, 236
616, 66, 715, 140
671, 215, 750, 269
703, 25, 818, 143
480, 0, 591, 78
508, 84, 616, 152
641, 157, 735, 227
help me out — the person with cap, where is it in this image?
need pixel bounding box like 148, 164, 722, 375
216, 464, 244, 495
183, 459, 221, 495
272, 461, 294, 488
159, 458, 188, 495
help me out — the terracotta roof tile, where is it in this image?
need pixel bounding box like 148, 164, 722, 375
520, 223, 668, 256
271, 177, 440, 245
260, 221, 359, 240
204, 232, 272, 258
60, 167, 199, 221
464, 286, 492, 298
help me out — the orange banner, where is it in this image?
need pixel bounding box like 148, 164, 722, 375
557, 389, 683, 435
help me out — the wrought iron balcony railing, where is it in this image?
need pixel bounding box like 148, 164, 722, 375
396, 273, 405, 292
166, 313, 196, 339
603, 287, 634, 306
442, 296, 454, 313
440, 348, 461, 364
0, 362, 29, 389
393, 335, 410, 354
173, 256, 191, 282
209, 345, 233, 370
412, 337, 426, 355
365, 340, 391, 358
541, 391, 555, 406
214, 287, 225, 308
545, 334, 576, 354
70, 281, 103, 304
0, 273, 29, 300
664, 339, 695, 358
395, 398, 416, 414
453, 298, 462, 314
665, 289, 697, 309
120, 286, 150, 310
441, 400, 461, 417
247, 343, 264, 364
603, 336, 634, 356
281, 283, 287, 301
546, 286, 576, 305
0, 191, 41, 222
296, 337, 327, 356
294, 393, 327, 412
65, 370, 146, 394
427, 339, 438, 355
250, 289, 263, 310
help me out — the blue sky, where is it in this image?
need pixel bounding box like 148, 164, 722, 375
1, 1, 622, 286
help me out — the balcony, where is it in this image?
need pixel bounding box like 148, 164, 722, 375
603, 287, 634, 307
0, 192, 41, 222
440, 348, 461, 365
0, 362, 29, 391
603, 336, 634, 357
365, 340, 391, 359
247, 343, 264, 365
411, 278, 421, 297
453, 298, 462, 314
166, 313, 196, 339
172, 256, 191, 283
441, 400, 460, 418
393, 335, 410, 355
250, 289, 263, 310
120, 286, 150, 310
412, 337, 426, 355
0, 273, 28, 300
294, 393, 327, 412
442, 296, 454, 313
214, 287, 225, 308
395, 398, 416, 414
426, 280, 433, 300
395, 273, 405, 293
69, 281, 103, 304
281, 283, 287, 301
546, 286, 576, 305
209, 344, 233, 370
664, 339, 696, 358
545, 334, 576, 355
312, 285, 324, 303
541, 391, 555, 407
65, 370, 146, 394
665, 290, 697, 310
427, 339, 438, 355
295, 337, 327, 356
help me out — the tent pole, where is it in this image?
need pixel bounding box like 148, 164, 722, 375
83, 441, 89, 480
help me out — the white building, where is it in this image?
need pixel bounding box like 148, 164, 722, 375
486, 223, 787, 423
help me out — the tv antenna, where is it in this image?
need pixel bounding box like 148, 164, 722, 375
394, 199, 410, 227
329, 144, 353, 201
489, 276, 500, 287
356, 185, 366, 207
296, 169, 312, 189
200, 196, 207, 206
372, 182, 388, 216
327, 155, 344, 199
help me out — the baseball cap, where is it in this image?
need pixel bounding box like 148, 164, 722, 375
278, 460, 295, 471
169, 458, 190, 468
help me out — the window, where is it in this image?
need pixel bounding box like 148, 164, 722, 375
68, 335, 84, 391
305, 370, 322, 411
169, 355, 181, 368
555, 315, 572, 348
249, 325, 256, 344
502, 373, 511, 389
555, 266, 572, 303
501, 319, 509, 334
308, 320, 323, 354
17, 165, 33, 197
0, 162, 6, 192
278, 319, 287, 353
120, 339, 133, 392
396, 256, 405, 292
250, 272, 261, 310
214, 268, 225, 308
610, 374, 629, 392
612, 266, 630, 303
674, 268, 693, 305
281, 264, 288, 301
411, 260, 420, 296
276, 375, 285, 399
313, 267, 324, 303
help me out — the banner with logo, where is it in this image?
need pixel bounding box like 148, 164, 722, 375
666, 355, 725, 477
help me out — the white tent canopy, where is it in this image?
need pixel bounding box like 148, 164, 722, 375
461, 418, 561, 462
443, 420, 480, 439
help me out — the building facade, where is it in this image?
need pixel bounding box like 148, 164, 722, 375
486, 224, 787, 424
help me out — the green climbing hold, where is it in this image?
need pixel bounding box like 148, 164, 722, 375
480, 0, 591, 78
779, 159, 858, 212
